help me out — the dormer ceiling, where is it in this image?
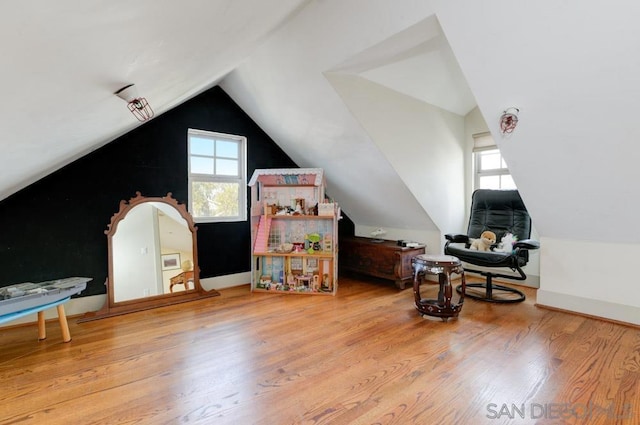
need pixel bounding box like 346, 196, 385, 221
348, 17, 476, 116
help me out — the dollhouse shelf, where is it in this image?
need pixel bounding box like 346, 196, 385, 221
249, 168, 339, 295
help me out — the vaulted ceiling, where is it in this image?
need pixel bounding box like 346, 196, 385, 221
3, 0, 640, 247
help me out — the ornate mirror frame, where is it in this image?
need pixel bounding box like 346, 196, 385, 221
82, 192, 220, 321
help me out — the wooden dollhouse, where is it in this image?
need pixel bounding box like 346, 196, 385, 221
248, 168, 339, 295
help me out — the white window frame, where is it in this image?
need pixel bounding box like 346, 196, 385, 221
187, 129, 247, 223
473, 132, 516, 191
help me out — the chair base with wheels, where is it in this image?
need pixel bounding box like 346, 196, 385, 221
455, 269, 525, 303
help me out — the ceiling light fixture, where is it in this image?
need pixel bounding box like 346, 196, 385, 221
115, 84, 154, 122
500, 107, 519, 134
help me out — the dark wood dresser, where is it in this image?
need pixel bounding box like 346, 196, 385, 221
339, 236, 426, 289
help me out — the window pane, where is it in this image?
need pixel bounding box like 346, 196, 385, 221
216, 140, 239, 159
188, 129, 246, 223
216, 158, 238, 176
480, 151, 502, 170
479, 175, 501, 189
190, 137, 214, 156
191, 181, 239, 217
191, 157, 214, 175
501, 174, 517, 190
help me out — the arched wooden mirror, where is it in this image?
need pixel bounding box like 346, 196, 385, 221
82, 192, 219, 321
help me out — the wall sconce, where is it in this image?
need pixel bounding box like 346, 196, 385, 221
500, 107, 519, 134
115, 84, 154, 122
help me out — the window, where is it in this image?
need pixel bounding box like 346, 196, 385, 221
188, 129, 247, 223
473, 132, 516, 190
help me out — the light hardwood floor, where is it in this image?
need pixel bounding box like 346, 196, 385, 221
1, 275, 638, 425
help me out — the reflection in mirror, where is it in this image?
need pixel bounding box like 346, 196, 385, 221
81, 192, 220, 321
112, 201, 194, 302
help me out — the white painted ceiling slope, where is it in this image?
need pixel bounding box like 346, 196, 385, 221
3, 0, 640, 246
0, 0, 311, 200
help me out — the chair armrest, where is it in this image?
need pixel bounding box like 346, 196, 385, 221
514, 239, 540, 250
445, 234, 469, 243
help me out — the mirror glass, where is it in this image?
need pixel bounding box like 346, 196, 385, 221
112, 201, 195, 302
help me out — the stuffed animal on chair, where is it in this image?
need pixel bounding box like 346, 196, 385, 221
469, 230, 497, 251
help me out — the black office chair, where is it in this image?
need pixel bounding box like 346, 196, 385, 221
444, 189, 539, 303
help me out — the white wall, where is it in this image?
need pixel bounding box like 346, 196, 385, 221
355, 224, 442, 257
327, 73, 466, 235
112, 203, 160, 302
463, 107, 486, 212
538, 237, 640, 326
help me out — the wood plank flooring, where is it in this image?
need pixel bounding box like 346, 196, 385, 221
1, 275, 639, 425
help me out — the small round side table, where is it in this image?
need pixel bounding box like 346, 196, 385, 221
411, 254, 466, 321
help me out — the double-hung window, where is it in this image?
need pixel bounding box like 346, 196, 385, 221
188, 129, 247, 223
473, 132, 516, 190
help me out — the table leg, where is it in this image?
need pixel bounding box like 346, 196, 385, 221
443, 272, 453, 310
37, 311, 46, 340
57, 304, 71, 343
437, 274, 446, 306
458, 269, 466, 304
412, 267, 423, 306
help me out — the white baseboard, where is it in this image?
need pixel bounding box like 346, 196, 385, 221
537, 289, 640, 327
200, 272, 251, 290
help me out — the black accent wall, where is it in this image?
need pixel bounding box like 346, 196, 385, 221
0, 86, 352, 297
